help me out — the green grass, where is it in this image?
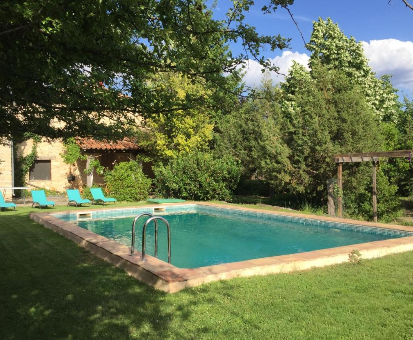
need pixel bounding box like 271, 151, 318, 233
1, 204, 413, 339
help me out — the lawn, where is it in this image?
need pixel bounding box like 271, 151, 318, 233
1, 205, 413, 339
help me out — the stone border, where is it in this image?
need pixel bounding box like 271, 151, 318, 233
30, 202, 413, 293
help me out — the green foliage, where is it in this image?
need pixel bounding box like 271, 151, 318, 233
153, 152, 241, 201
280, 63, 383, 201
234, 179, 270, 196
61, 139, 105, 177
348, 249, 362, 264
81, 185, 101, 200
307, 18, 399, 122
214, 75, 291, 190
61, 138, 87, 165
84, 158, 105, 176
104, 161, 151, 202
385, 97, 413, 196
1, 0, 292, 140
343, 164, 401, 222
14, 133, 41, 186
142, 73, 217, 161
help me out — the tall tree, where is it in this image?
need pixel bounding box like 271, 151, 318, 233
140, 72, 223, 161
307, 18, 399, 123
213, 75, 291, 189
280, 62, 384, 200
0, 0, 292, 140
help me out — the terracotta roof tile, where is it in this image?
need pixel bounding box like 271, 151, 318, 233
76, 137, 140, 151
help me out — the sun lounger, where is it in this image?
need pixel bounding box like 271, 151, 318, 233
67, 189, 91, 207
90, 188, 116, 205
31, 190, 55, 208
0, 191, 16, 211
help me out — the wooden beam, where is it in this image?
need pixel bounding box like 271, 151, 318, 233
334, 156, 380, 163
334, 150, 412, 163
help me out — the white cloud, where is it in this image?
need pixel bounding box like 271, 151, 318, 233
241, 40, 413, 95
362, 39, 413, 93
240, 51, 310, 88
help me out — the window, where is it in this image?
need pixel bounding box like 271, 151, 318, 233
29, 160, 51, 180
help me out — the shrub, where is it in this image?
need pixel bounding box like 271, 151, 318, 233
81, 185, 100, 200
153, 152, 241, 201
104, 161, 151, 202
343, 164, 401, 222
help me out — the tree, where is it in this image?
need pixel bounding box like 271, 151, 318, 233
380, 97, 413, 197
307, 18, 399, 122
213, 75, 291, 190
0, 0, 292, 140
153, 151, 241, 201
280, 62, 384, 200
402, 0, 413, 10
389, 0, 413, 10
140, 72, 232, 161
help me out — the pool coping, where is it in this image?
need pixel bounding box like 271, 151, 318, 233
30, 202, 413, 293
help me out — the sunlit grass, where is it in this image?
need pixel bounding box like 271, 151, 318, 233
1, 204, 412, 339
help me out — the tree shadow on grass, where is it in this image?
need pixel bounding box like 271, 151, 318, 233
0, 212, 213, 340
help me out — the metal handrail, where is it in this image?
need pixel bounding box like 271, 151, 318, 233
130, 213, 158, 256
142, 216, 171, 263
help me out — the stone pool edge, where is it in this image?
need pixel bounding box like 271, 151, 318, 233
30, 202, 413, 293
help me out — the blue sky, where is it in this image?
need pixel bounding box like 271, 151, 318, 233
213, 0, 413, 96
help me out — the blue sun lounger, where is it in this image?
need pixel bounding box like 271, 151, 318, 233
90, 188, 116, 205
67, 189, 91, 207
0, 191, 16, 211
31, 190, 55, 208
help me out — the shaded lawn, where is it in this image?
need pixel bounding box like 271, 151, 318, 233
0, 206, 413, 339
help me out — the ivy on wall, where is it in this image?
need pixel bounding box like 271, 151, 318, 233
61, 138, 87, 165
61, 138, 104, 181
14, 133, 41, 186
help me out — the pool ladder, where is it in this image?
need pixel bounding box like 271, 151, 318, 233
130, 213, 171, 263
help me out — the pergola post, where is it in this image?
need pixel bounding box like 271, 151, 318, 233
372, 160, 378, 222
86, 155, 94, 188
337, 162, 343, 218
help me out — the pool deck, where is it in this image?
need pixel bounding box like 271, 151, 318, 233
30, 202, 413, 293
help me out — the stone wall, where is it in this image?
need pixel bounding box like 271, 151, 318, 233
14, 138, 144, 195
17, 138, 84, 193
0, 142, 13, 199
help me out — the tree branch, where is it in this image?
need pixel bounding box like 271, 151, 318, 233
283, 6, 306, 46
402, 0, 413, 10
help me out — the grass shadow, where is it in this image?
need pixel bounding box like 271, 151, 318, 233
0, 210, 204, 339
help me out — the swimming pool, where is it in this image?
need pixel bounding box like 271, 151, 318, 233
56, 204, 412, 269
31, 203, 413, 292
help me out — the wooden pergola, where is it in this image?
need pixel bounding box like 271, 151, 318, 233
333, 150, 413, 222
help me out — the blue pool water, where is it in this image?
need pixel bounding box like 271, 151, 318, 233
55, 205, 412, 269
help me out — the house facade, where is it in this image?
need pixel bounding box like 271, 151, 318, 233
0, 141, 13, 198
0, 137, 146, 200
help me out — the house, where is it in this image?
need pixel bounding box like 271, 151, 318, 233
0, 137, 149, 199
0, 140, 14, 198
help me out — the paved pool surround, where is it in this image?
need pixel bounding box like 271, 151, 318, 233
30, 202, 413, 293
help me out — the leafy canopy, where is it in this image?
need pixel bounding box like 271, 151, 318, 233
280, 62, 384, 198
140, 72, 217, 161
1, 0, 292, 140
307, 18, 399, 122
213, 74, 291, 189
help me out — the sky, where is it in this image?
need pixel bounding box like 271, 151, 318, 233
212, 0, 413, 97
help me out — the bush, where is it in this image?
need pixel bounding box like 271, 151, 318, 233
343, 164, 401, 222
234, 178, 270, 196
104, 161, 151, 202
81, 185, 101, 200
153, 152, 241, 201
